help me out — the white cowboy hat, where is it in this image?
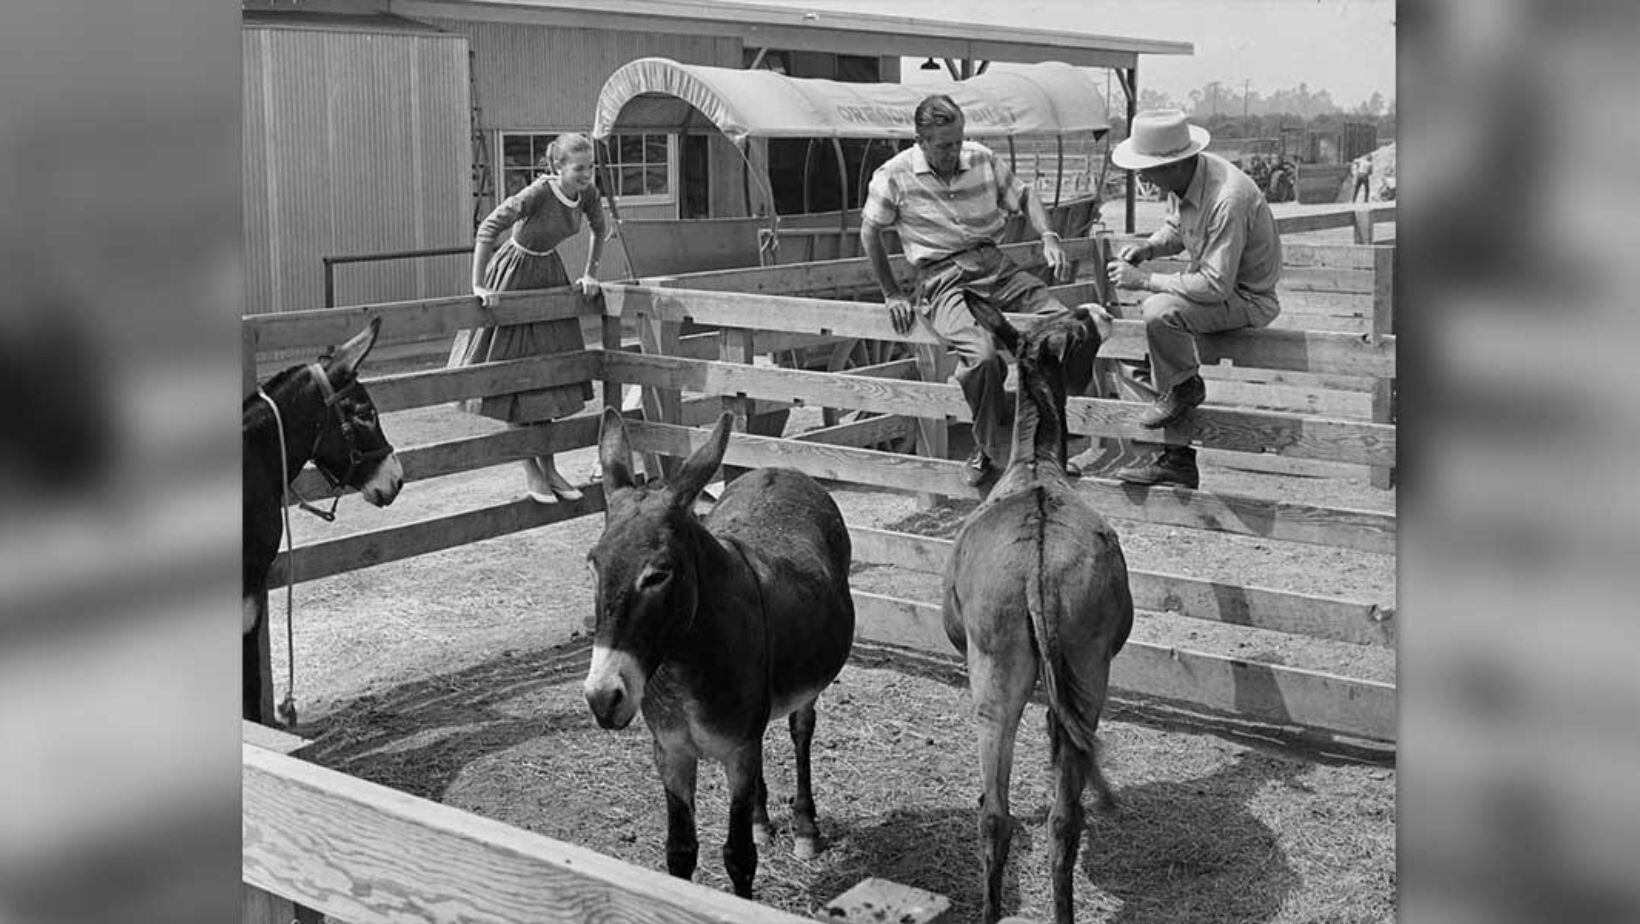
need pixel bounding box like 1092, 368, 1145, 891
1111, 109, 1211, 170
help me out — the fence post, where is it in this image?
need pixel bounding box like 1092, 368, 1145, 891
718, 327, 756, 484
1369, 246, 1396, 489
1352, 207, 1375, 245
638, 315, 684, 482
911, 344, 950, 509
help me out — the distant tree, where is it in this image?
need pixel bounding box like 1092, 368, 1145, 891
1137, 87, 1178, 111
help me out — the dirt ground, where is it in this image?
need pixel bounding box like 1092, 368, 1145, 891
273, 374, 1395, 922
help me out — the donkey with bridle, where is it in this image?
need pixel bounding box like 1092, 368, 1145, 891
243, 318, 403, 722
583, 408, 854, 898
942, 306, 1133, 924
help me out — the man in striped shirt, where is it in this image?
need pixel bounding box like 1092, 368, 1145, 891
861, 94, 1109, 487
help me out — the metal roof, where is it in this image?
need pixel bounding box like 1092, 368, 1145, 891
388, 0, 1193, 68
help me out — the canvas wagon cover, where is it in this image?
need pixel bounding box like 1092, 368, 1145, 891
592, 57, 1110, 144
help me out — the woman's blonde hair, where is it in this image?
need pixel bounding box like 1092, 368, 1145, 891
547, 132, 595, 170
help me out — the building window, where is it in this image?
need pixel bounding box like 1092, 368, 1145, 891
497, 130, 675, 204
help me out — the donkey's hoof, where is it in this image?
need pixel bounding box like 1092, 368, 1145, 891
752, 823, 773, 847
793, 836, 820, 860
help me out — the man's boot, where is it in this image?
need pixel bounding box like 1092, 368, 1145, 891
1114, 445, 1200, 489
1138, 374, 1206, 429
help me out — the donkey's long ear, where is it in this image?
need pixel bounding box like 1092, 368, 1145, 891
598, 407, 637, 495
325, 317, 382, 385
670, 412, 732, 509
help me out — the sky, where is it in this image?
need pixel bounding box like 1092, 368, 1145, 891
786, 0, 1396, 110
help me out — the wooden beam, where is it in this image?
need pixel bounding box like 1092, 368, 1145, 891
850, 593, 1394, 742
601, 285, 1397, 378
847, 527, 1393, 647
626, 421, 1396, 553
602, 353, 1396, 467
246, 291, 591, 354
363, 351, 601, 413
268, 489, 607, 587
243, 744, 815, 924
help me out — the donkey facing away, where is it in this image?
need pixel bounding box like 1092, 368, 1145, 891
942, 306, 1134, 924
243, 318, 403, 722
583, 408, 855, 899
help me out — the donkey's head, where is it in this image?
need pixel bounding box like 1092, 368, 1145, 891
583, 408, 732, 730
311, 318, 402, 506
1020, 306, 1104, 398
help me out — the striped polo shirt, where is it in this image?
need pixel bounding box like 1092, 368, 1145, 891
862, 141, 1026, 267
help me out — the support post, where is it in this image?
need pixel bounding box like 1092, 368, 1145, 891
638, 315, 684, 482
1369, 246, 1396, 489
1120, 66, 1138, 234
718, 327, 756, 484
1353, 207, 1375, 244
912, 344, 951, 509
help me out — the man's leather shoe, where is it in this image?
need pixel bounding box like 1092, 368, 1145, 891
1114, 447, 1199, 489
963, 447, 993, 486
1138, 375, 1206, 429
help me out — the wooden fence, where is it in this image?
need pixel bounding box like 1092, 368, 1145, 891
244, 232, 1396, 919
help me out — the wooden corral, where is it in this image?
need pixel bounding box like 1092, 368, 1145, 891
243, 228, 1396, 918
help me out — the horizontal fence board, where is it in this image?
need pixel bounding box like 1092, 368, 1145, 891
848, 527, 1393, 647
1197, 449, 1374, 481
269, 488, 608, 587
601, 285, 1396, 378
629, 421, 1396, 554
1202, 381, 1374, 418
1106, 234, 1389, 272
243, 745, 813, 924
1273, 204, 1397, 237
289, 411, 609, 502
1201, 363, 1375, 392
851, 593, 1394, 742
242, 719, 311, 756
1139, 261, 1376, 295
247, 291, 593, 354
642, 237, 1098, 296
364, 351, 600, 413
793, 414, 917, 448
605, 353, 1396, 466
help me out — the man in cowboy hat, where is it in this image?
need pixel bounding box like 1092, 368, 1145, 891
1084, 108, 1282, 489
861, 93, 1110, 487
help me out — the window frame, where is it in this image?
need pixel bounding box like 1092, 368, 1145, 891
495, 129, 677, 209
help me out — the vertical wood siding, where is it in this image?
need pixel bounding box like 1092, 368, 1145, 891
243, 26, 470, 315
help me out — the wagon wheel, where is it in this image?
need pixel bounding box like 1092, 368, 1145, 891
818, 338, 917, 452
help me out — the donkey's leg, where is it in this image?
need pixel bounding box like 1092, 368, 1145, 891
653, 737, 700, 881
751, 770, 772, 847
721, 741, 764, 898
1045, 711, 1092, 924
788, 702, 821, 859
968, 643, 1036, 924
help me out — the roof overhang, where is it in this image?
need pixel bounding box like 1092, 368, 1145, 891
388, 0, 1192, 69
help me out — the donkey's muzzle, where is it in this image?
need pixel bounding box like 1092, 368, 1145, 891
360, 453, 404, 506
583, 645, 642, 730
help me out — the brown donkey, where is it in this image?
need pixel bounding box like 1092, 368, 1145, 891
942, 307, 1134, 924
583, 409, 855, 898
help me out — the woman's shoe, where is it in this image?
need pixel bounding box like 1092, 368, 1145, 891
523, 458, 558, 504
538, 456, 584, 502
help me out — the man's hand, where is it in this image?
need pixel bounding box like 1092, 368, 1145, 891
886, 293, 916, 335
1116, 242, 1151, 265
1107, 260, 1149, 291
574, 274, 601, 297
1043, 235, 1071, 283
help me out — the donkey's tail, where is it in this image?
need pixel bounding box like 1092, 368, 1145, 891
1025, 533, 1105, 758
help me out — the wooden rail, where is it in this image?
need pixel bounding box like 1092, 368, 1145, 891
244, 741, 814, 924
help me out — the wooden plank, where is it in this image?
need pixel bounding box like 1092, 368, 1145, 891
642, 236, 1102, 297
269, 489, 607, 587
289, 412, 609, 502
1201, 380, 1374, 418
848, 528, 1393, 647
603, 353, 1396, 466
1274, 204, 1397, 237
1201, 363, 1375, 392
242, 719, 311, 756
600, 284, 1397, 378
627, 422, 1396, 554
793, 415, 917, 449
1197, 448, 1373, 481
850, 593, 1394, 742
638, 315, 684, 481
243, 744, 815, 924
364, 351, 601, 413
1137, 261, 1376, 294
246, 291, 591, 354
1105, 234, 1385, 272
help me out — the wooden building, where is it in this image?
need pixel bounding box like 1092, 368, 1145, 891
242, 0, 1189, 315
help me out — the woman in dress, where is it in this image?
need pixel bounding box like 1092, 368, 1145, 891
450, 132, 606, 503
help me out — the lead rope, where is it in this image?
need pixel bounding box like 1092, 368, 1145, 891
255, 389, 301, 728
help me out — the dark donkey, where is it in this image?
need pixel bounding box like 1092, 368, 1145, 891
243, 318, 403, 722
942, 306, 1133, 924
583, 408, 855, 898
